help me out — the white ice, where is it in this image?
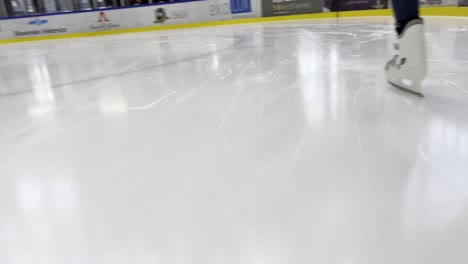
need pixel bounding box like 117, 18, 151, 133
1, 16, 468, 264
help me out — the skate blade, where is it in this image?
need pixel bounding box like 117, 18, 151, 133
388, 81, 424, 98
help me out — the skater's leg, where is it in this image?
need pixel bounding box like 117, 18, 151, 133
392, 0, 420, 35
386, 0, 427, 96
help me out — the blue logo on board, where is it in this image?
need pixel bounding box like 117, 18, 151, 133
231, 0, 251, 14
28, 18, 48, 26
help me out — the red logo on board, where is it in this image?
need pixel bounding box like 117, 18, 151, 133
98, 12, 110, 22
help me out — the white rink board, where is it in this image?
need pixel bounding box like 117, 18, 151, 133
0, 0, 261, 40
0, 0, 463, 41
0, 25, 5, 39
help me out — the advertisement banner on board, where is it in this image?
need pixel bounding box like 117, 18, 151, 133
207, 0, 231, 19
3, 0, 459, 40
323, 0, 388, 12
152, 6, 192, 24
0, 3, 196, 39
10, 17, 68, 37
231, 0, 252, 13
0, 0, 264, 40
89, 12, 121, 31
262, 0, 323, 17
419, 0, 458, 6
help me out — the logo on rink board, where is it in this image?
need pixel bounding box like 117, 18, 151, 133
154, 8, 169, 24
422, 0, 442, 5
98, 12, 110, 22
90, 12, 120, 31
231, 0, 252, 14
15, 18, 67, 37
323, 0, 388, 11
210, 1, 230, 16
262, 0, 322, 17
171, 10, 188, 19
373, 0, 385, 8
27, 18, 48, 26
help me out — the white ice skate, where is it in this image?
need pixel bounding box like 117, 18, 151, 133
385, 19, 427, 97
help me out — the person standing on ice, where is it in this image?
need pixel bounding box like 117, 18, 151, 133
385, 0, 427, 97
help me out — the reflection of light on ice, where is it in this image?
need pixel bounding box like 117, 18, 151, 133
29, 57, 55, 102
426, 117, 468, 163
99, 88, 129, 114
28, 104, 54, 117
100, 100, 129, 114
16, 176, 45, 213
402, 166, 466, 237
27, 57, 56, 118
422, 116, 468, 194
329, 45, 339, 119
401, 113, 468, 238
9, 170, 84, 263
297, 32, 342, 122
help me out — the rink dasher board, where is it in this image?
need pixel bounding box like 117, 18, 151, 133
1, 4, 468, 42
0, 0, 261, 40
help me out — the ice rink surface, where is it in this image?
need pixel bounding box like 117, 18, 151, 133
1, 16, 468, 263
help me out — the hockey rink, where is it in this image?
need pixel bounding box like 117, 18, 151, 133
1, 16, 468, 263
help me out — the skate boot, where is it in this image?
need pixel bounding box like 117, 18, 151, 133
385, 18, 427, 97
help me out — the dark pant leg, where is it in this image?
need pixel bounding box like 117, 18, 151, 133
392, 0, 420, 34
392, 0, 419, 22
